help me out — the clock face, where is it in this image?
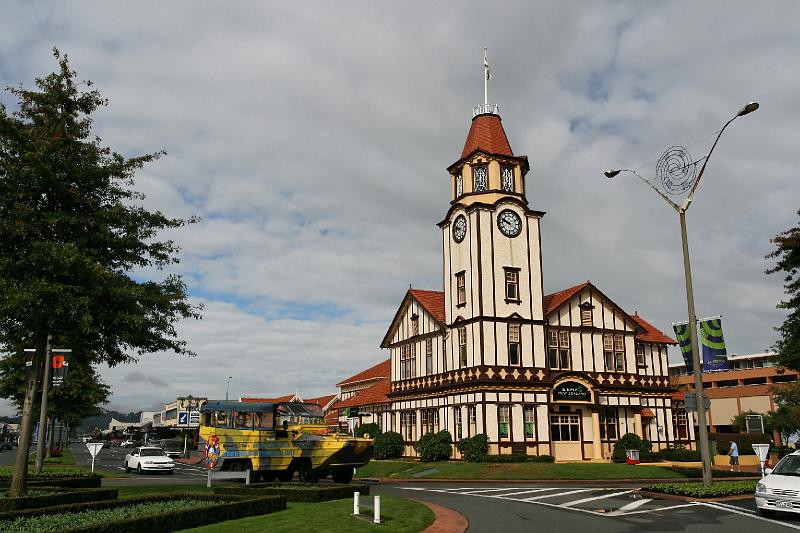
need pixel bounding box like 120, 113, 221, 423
452, 215, 467, 243
501, 166, 514, 192
497, 209, 522, 238
473, 166, 488, 192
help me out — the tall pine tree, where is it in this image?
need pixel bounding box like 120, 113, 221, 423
0, 50, 201, 495
767, 209, 800, 371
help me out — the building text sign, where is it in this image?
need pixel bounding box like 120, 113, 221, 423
553, 382, 591, 402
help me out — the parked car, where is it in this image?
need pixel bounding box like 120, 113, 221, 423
123, 447, 175, 474
120, 439, 135, 447
159, 440, 184, 459
755, 450, 800, 518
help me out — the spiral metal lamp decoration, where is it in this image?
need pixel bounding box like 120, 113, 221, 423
656, 146, 697, 195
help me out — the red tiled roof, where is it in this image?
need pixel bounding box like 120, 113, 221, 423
640, 407, 655, 418
335, 379, 391, 409
241, 394, 296, 403
336, 359, 390, 387
409, 289, 445, 323
672, 391, 685, 401
461, 114, 513, 158
543, 282, 591, 315
305, 394, 337, 410
631, 314, 677, 345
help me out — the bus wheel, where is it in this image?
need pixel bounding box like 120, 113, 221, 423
298, 462, 319, 483
264, 471, 277, 482
276, 469, 294, 482
332, 468, 353, 484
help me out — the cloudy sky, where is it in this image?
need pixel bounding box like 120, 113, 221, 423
1, 1, 797, 413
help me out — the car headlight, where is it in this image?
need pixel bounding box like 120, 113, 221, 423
756, 483, 766, 494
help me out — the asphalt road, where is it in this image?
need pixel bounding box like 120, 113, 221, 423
68, 444, 800, 532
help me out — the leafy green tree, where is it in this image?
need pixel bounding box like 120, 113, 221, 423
769, 382, 800, 443
0, 50, 200, 495
767, 209, 800, 370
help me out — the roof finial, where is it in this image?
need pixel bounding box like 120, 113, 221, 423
474, 49, 498, 117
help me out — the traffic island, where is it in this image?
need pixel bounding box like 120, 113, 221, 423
214, 482, 370, 502
636, 480, 758, 502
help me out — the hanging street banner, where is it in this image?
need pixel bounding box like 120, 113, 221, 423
672, 322, 694, 373
50, 349, 72, 388
700, 317, 731, 372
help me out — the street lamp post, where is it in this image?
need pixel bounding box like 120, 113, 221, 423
226, 376, 233, 401
605, 101, 758, 487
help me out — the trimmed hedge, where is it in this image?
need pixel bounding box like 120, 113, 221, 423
214, 482, 369, 502
0, 476, 103, 490
414, 431, 452, 462
0, 487, 117, 511
456, 434, 488, 462
374, 431, 404, 459
654, 446, 701, 462
665, 466, 759, 479
710, 432, 772, 455
0, 493, 286, 533
640, 480, 757, 498
0, 467, 98, 480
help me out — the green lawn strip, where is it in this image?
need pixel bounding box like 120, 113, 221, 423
116, 484, 213, 499
356, 460, 685, 480
177, 495, 435, 533
639, 480, 758, 498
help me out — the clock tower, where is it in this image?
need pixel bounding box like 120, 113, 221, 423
439, 98, 547, 371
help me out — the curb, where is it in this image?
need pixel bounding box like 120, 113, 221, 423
635, 490, 754, 503
357, 476, 759, 484
415, 499, 468, 533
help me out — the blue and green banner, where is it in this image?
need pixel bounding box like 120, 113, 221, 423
700, 318, 730, 372
672, 322, 693, 373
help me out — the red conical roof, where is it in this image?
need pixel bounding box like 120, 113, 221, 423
461, 114, 513, 158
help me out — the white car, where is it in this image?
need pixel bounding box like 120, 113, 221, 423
124, 447, 175, 474
755, 450, 800, 518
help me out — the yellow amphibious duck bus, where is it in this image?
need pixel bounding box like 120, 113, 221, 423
199, 400, 372, 483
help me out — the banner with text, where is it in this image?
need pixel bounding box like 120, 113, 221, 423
50, 349, 71, 387
700, 318, 730, 372
672, 322, 693, 373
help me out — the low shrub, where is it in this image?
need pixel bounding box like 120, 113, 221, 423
456, 434, 488, 462
654, 445, 701, 462
530, 454, 555, 463
374, 431, 404, 459
414, 431, 452, 462
612, 433, 652, 463
0, 487, 117, 512
710, 432, 772, 456
0, 467, 98, 480
0, 493, 286, 533
640, 480, 757, 498
665, 466, 758, 479
215, 482, 369, 502
355, 423, 381, 439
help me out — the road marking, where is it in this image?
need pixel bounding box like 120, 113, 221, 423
521, 489, 594, 501
700, 502, 800, 530
561, 490, 633, 507
605, 497, 652, 514
619, 503, 699, 516
489, 488, 561, 498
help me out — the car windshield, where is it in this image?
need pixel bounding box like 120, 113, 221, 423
772, 455, 800, 476
140, 449, 165, 457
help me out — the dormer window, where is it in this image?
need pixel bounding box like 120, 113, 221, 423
473, 165, 488, 192
455, 175, 463, 197
501, 166, 514, 192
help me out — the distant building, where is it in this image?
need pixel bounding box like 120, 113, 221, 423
335, 360, 390, 431
669, 352, 798, 441
161, 396, 207, 428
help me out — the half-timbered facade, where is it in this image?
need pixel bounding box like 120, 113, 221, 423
374, 97, 679, 461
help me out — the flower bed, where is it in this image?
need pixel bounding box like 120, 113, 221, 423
639, 480, 757, 498
214, 482, 369, 502
0, 493, 286, 533
0, 487, 117, 512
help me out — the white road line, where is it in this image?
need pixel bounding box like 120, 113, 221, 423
700, 502, 800, 530
561, 491, 633, 507
619, 503, 700, 516
520, 489, 594, 501
460, 488, 555, 496
606, 498, 653, 515
490, 488, 562, 498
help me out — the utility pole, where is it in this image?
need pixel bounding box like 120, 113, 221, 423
34, 335, 52, 473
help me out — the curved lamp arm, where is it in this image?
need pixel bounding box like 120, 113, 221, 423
604, 168, 680, 212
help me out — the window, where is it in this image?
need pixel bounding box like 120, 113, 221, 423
411, 315, 419, 336
550, 414, 580, 441
473, 165, 488, 192
580, 307, 592, 326
504, 268, 520, 302
547, 330, 570, 369
599, 408, 617, 440
636, 344, 646, 366
456, 272, 466, 306
400, 343, 417, 379
468, 405, 477, 436
425, 338, 433, 374
524, 406, 535, 438
421, 409, 439, 435
456, 175, 463, 197
673, 410, 688, 440
454, 408, 463, 439
498, 405, 510, 438
501, 165, 514, 192
400, 411, 417, 441
604, 334, 625, 372
459, 326, 467, 367
508, 324, 521, 365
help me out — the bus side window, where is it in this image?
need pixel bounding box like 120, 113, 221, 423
233, 411, 248, 429
216, 410, 228, 427
202, 413, 213, 427
257, 412, 273, 430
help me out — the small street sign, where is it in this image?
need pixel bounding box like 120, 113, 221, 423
178, 411, 189, 426
683, 392, 711, 412
745, 414, 764, 434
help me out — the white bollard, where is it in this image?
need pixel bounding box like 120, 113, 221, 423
374, 495, 381, 524
207, 469, 212, 488
353, 491, 360, 515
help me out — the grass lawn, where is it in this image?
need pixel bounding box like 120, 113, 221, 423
355, 460, 686, 480
177, 495, 434, 533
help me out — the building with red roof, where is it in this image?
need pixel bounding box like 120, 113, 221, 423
346, 61, 682, 460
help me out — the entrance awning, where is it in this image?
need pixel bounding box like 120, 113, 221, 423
640, 407, 655, 418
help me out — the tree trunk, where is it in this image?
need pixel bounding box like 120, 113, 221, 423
34, 335, 52, 473
9, 333, 47, 497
